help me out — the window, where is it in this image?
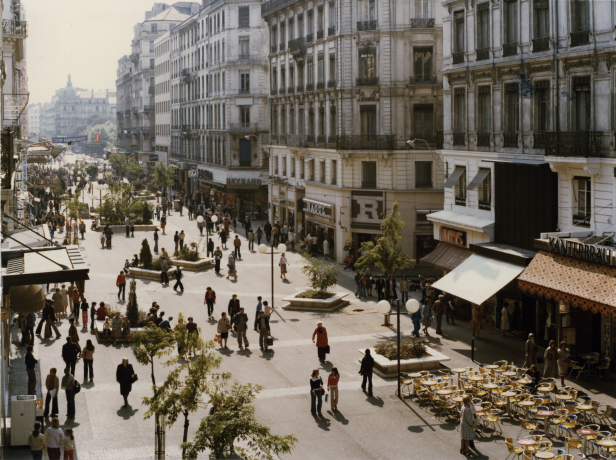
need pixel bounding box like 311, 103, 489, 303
282, 156, 287, 176
281, 107, 286, 134
280, 22, 285, 46
477, 86, 491, 133
152, 23, 158, 33
317, 54, 324, 83
274, 156, 278, 175
272, 107, 277, 134
573, 177, 591, 226
362, 161, 377, 188
300, 157, 305, 178
309, 109, 315, 135
329, 2, 335, 27
299, 108, 305, 134
239, 37, 249, 58
298, 61, 305, 86
150, 41, 154, 53
318, 108, 325, 136
414, 0, 430, 18
415, 161, 432, 188
574, 76, 591, 131
318, 6, 324, 31
330, 108, 336, 136
271, 25, 277, 48
291, 158, 296, 177
289, 17, 294, 40
454, 168, 467, 205
477, 3, 489, 56
298, 13, 304, 36
414, 104, 433, 142
360, 105, 377, 136
331, 159, 337, 184
150, 58, 155, 69
290, 108, 295, 134
505, 83, 519, 133
238, 6, 250, 28
289, 65, 295, 88
454, 88, 466, 133
362, 0, 376, 21
534, 1, 549, 38
308, 9, 314, 34
413, 46, 432, 82
240, 72, 250, 93
455, 13, 465, 53
358, 46, 376, 83
478, 170, 491, 210
309, 159, 315, 180
535, 81, 550, 133
329, 54, 335, 82
573, 0, 590, 32
307, 56, 314, 85
281, 65, 286, 88
272, 67, 277, 90
320, 160, 325, 182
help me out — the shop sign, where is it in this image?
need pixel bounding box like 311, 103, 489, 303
548, 236, 613, 266
198, 169, 213, 180
303, 198, 333, 219
226, 178, 262, 185
351, 191, 384, 226
439, 227, 467, 247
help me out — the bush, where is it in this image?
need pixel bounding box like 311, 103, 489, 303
374, 339, 428, 361
299, 253, 342, 293
126, 277, 139, 326
140, 238, 153, 269
151, 255, 171, 271
295, 289, 336, 299
142, 201, 152, 224
178, 243, 199, 261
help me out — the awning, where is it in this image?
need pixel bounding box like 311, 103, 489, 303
421, 242, 472, 272
443, 165, 465, 188
432, 254, 525, 305
518, 250, 616, 317
467, 168, 490, 191
483, 158, 548, 166
427, 210, 494, 234
9, 285, 44, 314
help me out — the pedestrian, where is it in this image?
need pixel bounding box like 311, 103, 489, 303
410, 307, 422, 338
116, 270, 126, 301
311, 233, 318, 256
80, 297, 88, 328
399, 276, 409, 305
359, 349, 374, 397
254, 296, 263, 331
421, 300, 432, 336
174, 231, 179, 253
468, 304, 483, 338
43, 368, 59, 418
62, 429, 75, 460
312, 321, 329, 361
111, 312, 123, 344
99, 231, 105, 249
62, 337, 78, 375
28, 422, 46, 460
263, 300, 275, 331
204, 287, 216, 319
116, 358, 136, 407
459, 395, 475, 455
219, 229, 228, 249
71, 288, 80, 321
160, 215, 167, 234
158, 314, 173, 331
25, 346, 37, 395
217, 312, 231, 349
89, 302, 97, 331
327, 367, 340, 411
52, 287, 64, 316
226, 254, 237, 280
375, 275, 385, 301
310, 369, 324, 417
365, 268, 373, 296
543, 339, 558, 378
445, 297, 456, 325
227, 294, 240, 327
130, 219, 135, 238
125, 216, 130, 237
433, 295, 445, 335
82, 339, 95, 382
153, 228, 159, 253
354, 270, 362, 297
44, 418, 64, 460
256, 311, 270, 351
186, 317, 199, 356
264, 221, 272, 242
233, 234, 242, 259
524, 333, 538, 367
96, 302, 108, 320
233, 307, 249, 349
207, 238, 214, 258
25, 311, 36, 346
256, 226, 263, 245
105, 226, 112, 248
179, 230, 185, 250
272, 224, 280, 246
557, 341, 570, 387
68, 318, 81, 354
61, 368, 76, 419
500, 301, 510, 337
35, 299, 52, 337
278, 252, 289, 280
172, 265, 184, 292
248, 228, 255, 251
214, 246, 222, 273
160, 255, 170, 285
79, 221, 86, 239
359, 272, 367, 298
385, 274, 398, 306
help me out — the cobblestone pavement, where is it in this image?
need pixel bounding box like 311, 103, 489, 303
5, 189, 616, 460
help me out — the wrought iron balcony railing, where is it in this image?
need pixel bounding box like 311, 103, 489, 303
287, 86, 295, 94
328, 26, 335, 36
452, 52, 465, 64
316, 135, 326, 146
476, 133, 491, 147
229, 123, 258, 133
410, 75, 437, 84
571, 30, 590, 47
316, 82, 325, 90
306, 134, 315, 144
327, 79, 336, 88
279, 87, 286, 94
270, 88, 278, 95
141, 127, 155, 133
306, 33, 313, 43
533, 37, 550, 52
289, 37, 306, 55
503, 42, 518, 57
317, 30, 324, 40
453, 132, 466, 146
279, 42, 285, 51
357, 20, 377, 31
533, 133, 546, 149
544, 131, 603, 158
476, 48, 489, 61
503, 132, 518, 147
279, 134, 287, 145
296, 84, 304, 93
2, 19, 27, 37
287, 134, 307, 148
270, 45, 277, 54
335, 135, 395, 151
356, 77, 378, 86
182, 125, 191, 132
436, 131, 444, 150
306, 83, 314, 91
143, 105, 154, 112
410, 18, 435, 28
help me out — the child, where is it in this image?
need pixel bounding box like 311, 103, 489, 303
63, 428, 74, 460
103, 318, 112, 338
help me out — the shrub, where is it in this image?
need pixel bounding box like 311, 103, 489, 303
374, 339, 428, 360
178, 244, 199, 261
299, 253, 341, 293
142, 201, 152, 224
151, 255, 171, 271
126, 277, 139, 326
140, 238, 153, 269
295, 289, 336, 299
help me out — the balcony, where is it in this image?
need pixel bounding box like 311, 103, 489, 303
504, 133, 518, 148
306, 134, 315, 145
2, 19, 27, 38
410, 18, 435, 28
143, 105, 154, 112
476, 48, 489, 61
317, 30, 324, 40
336, 135, 395, 151
455, 197, 466, 206
533, 37, 550, 52
279, 42, 286, 51
327, 79, 336, 88
270, 45, 277, 54
306, 83, 314, 91
453, 132, 466, 146
239, 88, 250, 95
316, 82, 325, 90
148, 87, 155, 95
476, 133, 491, 147
410, 75, 437, 85
328, 26, 335, 36
452, 52, 465, 64
270, 88, 278, 95
357, 20, 377, 31
289, 37, 307, 55
306, 33, 313, 43
327, 136, 337, 146
571, 30, 590, 47
533, 133, 546, 149
229, 123, 258, 133
316, 135, 326, 146
503, 42, 518, 57
132, 107, 139, 114
124, 110, 131, 116
239, 54, 250, 61
287, 86, 295, 94
288, 134, 307, 148
141, 127, 155, 134
181, 68, 192, 79
296, 84, 304, 93
279, 87, 286, 94
544, 131, 603, 158
356, 76, 379, 86
279, 134, 287, 145
130, 53, 140, 64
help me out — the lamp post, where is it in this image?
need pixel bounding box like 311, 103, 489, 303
209, 213, 218, 243
402, 299, 421, 399
258, 242, 286, 311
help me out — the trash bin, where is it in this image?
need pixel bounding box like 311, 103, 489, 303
174, 199, 182, 211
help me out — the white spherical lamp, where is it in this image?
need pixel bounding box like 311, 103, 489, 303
211, 214, 219, 223
277, 243, 287, 252
406, 299, 420, 314
376, 300, 391, 315
258, 244, 268, 254
196, 215, 204, 224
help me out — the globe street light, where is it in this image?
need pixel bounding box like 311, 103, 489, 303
258, 242, 286, 311
209, 213, 219, 243
396, 298, 421, 399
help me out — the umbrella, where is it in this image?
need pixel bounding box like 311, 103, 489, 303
9, 285, 45, 314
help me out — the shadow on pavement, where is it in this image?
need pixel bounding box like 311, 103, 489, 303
117, 405, 139, 420
328, 410, 349, 425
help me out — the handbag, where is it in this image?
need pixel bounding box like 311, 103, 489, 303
131, 374, 138, 383
73, 380, 81, 394
324, 345, 330, 354
266, 337, 273, 346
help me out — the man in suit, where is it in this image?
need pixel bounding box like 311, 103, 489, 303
228, 294, 241, 328
62, 337, 79, 375
256, 311, 271, 351
233, 307, 249, 349
116, 358, 136, 407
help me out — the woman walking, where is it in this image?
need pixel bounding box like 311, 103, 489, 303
399, 276, 409, 305
44, 418, 64, 460
459, 395, 475, 456
279, 253, 288, 280
421, 300, 432, 336
256, 226, 263, 245
310, 369, 324, 417
82, 339, 95, 382
327, 368, 340, 411
543, 339, 558, 378
217, 312, 231, 349
28, 422, 46, 460
557, 341, 570, 387
312, 321, 329, 361
468, 304, 483, 338
226, 254, 237, 280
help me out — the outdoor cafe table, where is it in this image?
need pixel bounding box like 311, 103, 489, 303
452, 368, 467, 388
517, 438, 537, 448
452, 396, 465, 403
501, 391, 517, 414
577, 404, 594, 424
517, 379, 533, 386
519, 400, 537, 417
485, 365, 500, 370
484, 383, 498, 401
577, 429, 596, 458
597, 440, 616, 450
407, 373, 422, 380
423, 380, 438, 388
437, 389, 453, 396
535, 452, 555, 459
556, 394, 574, 404
536, 410, 554, 434
501, 371, 518, 378
469, 376, 484, 384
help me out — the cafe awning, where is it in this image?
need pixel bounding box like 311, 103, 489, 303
432, 254, 525, 305
420, 242, 472, 272
518, 250, 616, 317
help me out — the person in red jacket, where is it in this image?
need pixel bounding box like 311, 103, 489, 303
116, 271, 126, 302
312, 321, 329, 362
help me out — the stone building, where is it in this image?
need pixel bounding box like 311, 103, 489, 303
262, 0, 444, 261
154, 30, 172, 165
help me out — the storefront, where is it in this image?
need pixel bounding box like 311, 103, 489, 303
303, 197, 336, 253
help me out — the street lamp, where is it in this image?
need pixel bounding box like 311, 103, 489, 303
406, 138, 433, 153
397, 298, 421, 399
258, 242, 286, 311
207, 213, 219, 244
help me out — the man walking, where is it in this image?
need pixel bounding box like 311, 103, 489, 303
43, 368, 60, 418
62, 337, 79, 375
204, 287, 216, 319
233, 235, 242, 259
254, 296, 263, 331
264, 221, 272, 243
26, 311, 36, 346
234, 307, 249, 349
263, 300, 274, 332
207, 238, 214, 258
161, 256, 170, 285
90, 302, 97, 330
44, 300, 61, 339
153, 228, 159, 253
256, 311, 270, 351
247, 228, 255, 251
214, 246, 222, 274
272, 224, 280, 246
116, 270, 126, 301
433, 295, 445, 335
228, 294, 241, 328
61, 368, 76, 419
125, 216, 130, 237
525, 333, 538, 367
25, 346, 37, 395
172, 266, 184, 292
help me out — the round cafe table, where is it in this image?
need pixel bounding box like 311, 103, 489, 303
577, 428, 596, 458
597, 440, 616, 448
501, 371, 517, 378
437, 389, 453, 396
501, 391, 517, 414
577, 404, 593, 424
517, 438, 537, 447
452, 368, 467, 388
475, 406, 484, 413
485, 365, 500, 370
452, 396, 465, 403
423, 380, 438, 387
536, 410, 554, 434
483, 383, 498, 401
407, 373, 422, 380
535, 452, 555, 459
519, 400, 536, 417
517, 379, 532, 386
556, 394, 574, 402
469, 376, 484, 384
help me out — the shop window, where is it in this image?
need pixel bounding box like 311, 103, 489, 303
415, 161, 432, 188
478, 170, 491, 210
362, 161, 377, 188
454, 167, 466, 206
573, 177, 591, 227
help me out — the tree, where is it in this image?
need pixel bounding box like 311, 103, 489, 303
181, 382, 298, 460
300, 253, 342, 293
126, 276, 139, 326
126, 157, 145, 180
152, 161, 176, 197
354, 201, 415, 275
86, 164, 99, 179
140, 238, 153, 269
142, 201, 153, 224
59, 177, 67, 192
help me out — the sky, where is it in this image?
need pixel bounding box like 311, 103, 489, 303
26, 0, 165, 105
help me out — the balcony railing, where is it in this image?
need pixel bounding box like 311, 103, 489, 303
327, 136, 338, 145
270, 45, 278, 54
287, 86, 295, 94
279, 42, 285, 51
2, 19, 28, 37
143, 105, 154, 112
357, 20, 377, 31
503, 42, 518, 57
124, 110, 131, 116
533, 133, 546, 149
279, 134, 287, 145
452, 52, 465, 64
476, 48, 489, 61
306, 33, 314, 43
453, 132, 466, 146
356, 77, 379, 86
316, 82, 325, 90
544, 131, 603, 158
239, 54, 251, 61
410, 18, 435, 28
130, 53, 140, 63
289, 37, 306, 55
410, 75, 437, 84
571, 30, 590, 47
503, 133, 518, 148
287, 134, 307, 148
335, 135, 395, 151
182, 125, 192, 132
270, 88, 278, 95
327, 79, 336, 88
316, 135, 326, 146
476, 133, 491, 147
296, 84, 304, 93
132, 107, 139, 114
148, 87, 155, 95
317, 30, 324, 40
533, 37, 550, 52
229, 123, 258, 133
141, 127, 155, 133
306, 134, 315, 144
279, 87, 286, 94
328, 26, 335, 36
306, 83, 314, 91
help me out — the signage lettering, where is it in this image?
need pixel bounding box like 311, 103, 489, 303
52, 136, 87, 143
351, 192, 384, 227
439, 227, 467, 247
226, 178, 262, 185
548, 236, 613, 266
198, 169, 213, 181
303, 199, 333, 218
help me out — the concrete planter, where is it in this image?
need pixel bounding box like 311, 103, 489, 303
358, 346, 451, 378
282, 292, 350, 311
169, 257, 214, 271
128, 268, 162, 281
94, 224, 158, 232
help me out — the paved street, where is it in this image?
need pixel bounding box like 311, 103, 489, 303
7, 201, 616, 460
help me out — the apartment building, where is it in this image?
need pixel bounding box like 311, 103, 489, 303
155, 30, 172, 165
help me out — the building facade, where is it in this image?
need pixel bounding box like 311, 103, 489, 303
262, 0, 444, 261
155, 30, 172, 165
28, 102, 40, 138
165, 0, 270, 213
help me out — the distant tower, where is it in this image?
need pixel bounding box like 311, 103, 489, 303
67, 74, 72, 86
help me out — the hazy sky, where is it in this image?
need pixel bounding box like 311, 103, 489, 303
26, 0, 163, 105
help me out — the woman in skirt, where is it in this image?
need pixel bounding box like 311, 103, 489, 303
279, 253, 288, 280
226, 254, 237, 280
459, 395, 475, 455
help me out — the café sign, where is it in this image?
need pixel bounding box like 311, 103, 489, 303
303, 198, 334, 219
226, 178, 262, 186
548, 236, 614, 266
439, 227, 467, 247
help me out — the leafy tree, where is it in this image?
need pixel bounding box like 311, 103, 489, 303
152, 161, 176, 197
126, 157, 145, 179
109, 153, 127, 176
126, 276, 139, 326
142, 201, 152, 224
59, 177, 67, 192
354, 201, 415, 275
300, 253, 342, 293
181, 382, 298, 460
86, 164, 99, 179
140, 238, 153, 269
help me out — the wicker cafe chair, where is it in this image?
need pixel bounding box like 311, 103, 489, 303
505, 438, 524, 460
398, 376, 413, 398
565, 437, 583, 454
594, 405, 613, 425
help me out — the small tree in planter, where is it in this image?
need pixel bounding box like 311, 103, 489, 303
142, 201, 153, 224
297, 254, 342, 299
140, 238, 153, 269
126, 276, 139, 326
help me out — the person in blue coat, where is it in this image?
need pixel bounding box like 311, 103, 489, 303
410, 308, 422, 338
